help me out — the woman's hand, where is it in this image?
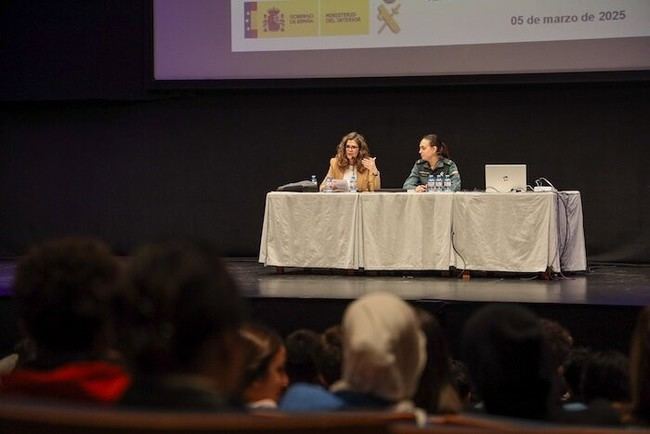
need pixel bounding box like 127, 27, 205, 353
415, 185, 427, 193
362, 157, 378, 174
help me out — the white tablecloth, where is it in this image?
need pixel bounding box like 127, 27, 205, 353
359, 193, 454, 270
557, 191, 587, 272
451, 192, 559, 272
259, 191, 586, 272
259, 192, 361, 269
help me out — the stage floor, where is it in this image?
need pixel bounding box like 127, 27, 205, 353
1, 259, 650, 356
2, 259, 649, 306
230, 259, 650, 307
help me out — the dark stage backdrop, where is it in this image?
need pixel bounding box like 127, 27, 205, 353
1, 1, 649, 263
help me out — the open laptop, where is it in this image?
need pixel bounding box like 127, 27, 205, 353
485, 164, 527, 192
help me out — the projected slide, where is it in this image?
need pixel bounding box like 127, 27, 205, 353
232, 0, 650, 52
153, 0, 650, 81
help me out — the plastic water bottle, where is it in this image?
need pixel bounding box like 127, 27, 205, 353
435, 174, 443, 192
443, 174, 452, 192
349, 173, 357, 192
311, 175, 317, 187
324, 176, 333, 192
427, 174, 435, 192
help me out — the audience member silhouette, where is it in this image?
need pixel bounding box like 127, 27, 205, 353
315, 325, 343, 388
284, 328, 320, 385
541, 318, 574, 403
628, 305, 650, 426
239, 323, 289, 409
280, 325, 343, 412
450, 359, 473, 408
562, 347, 591, 406
582, 350, 630, 405
462, 304, 554, 420
541, 319, 574, 371
413, 309, 461, 414
555, 349, 626, 425
330, 292, 426, 412
0, 237, 129, 404
116, 241, 245, 411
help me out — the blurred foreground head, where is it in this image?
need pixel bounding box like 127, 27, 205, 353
117, 241, 245, 395
14, 237, 120, 356
462, 304, 553, 420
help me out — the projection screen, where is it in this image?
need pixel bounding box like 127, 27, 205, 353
153, 0, 650, 81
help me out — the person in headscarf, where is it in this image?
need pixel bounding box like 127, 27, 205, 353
281, 292, 426, 415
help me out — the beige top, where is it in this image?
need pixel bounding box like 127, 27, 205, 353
320, 158, 380, 192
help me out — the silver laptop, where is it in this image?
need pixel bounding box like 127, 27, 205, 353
485, 164, 527, 192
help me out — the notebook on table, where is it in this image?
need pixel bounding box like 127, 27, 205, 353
485, 164, 527, 192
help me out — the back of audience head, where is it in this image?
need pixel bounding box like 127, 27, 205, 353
450, 359, 473, 408
541, 318, 574, 402
630, 306, 650, 424
563, 347, 592, 403
462, 304, 554, 420
117, 240, 245, 395
413, 308, 461, 414
284, 328, 320, 385
334, 292, 426, 407
581, 350, 629, 404
315, 325, 342, 388
239, 322, 288, 408
541, 318, 573, 373
13, 237, 120, 361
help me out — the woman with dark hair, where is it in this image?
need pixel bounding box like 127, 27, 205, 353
403, 133, 461, 192
413, 309, 461, 414
279, 325, 343, 412
239, 323, 289, 409
320, 131, 381, 192
315, 325, 343, 388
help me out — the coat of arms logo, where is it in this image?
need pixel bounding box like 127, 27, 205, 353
264, 7, 285, 33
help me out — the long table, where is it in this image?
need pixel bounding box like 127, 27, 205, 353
259, 191, 586, 273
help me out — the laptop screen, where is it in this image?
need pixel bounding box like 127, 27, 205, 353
485, 164, 527, 192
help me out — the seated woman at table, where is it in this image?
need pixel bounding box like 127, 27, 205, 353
320, 131, 381, 192
403, 134, 461, 192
